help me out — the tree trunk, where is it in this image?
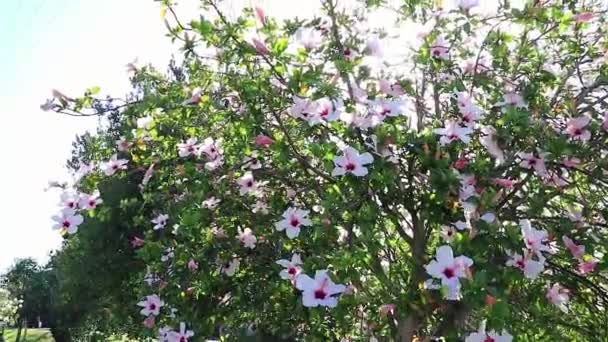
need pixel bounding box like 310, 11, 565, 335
14, 319, 23, 342
396, 209, 426, 341
22, 322, 28, 342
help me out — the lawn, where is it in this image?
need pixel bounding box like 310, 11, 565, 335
2, 329, 136, 342
3, 329, 54, 342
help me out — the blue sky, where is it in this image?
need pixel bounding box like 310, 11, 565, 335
0, 0, 175, 271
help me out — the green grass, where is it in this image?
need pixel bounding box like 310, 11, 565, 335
2, 329, 139, 342
3, 329, 54, 342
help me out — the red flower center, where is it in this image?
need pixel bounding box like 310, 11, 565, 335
288, 267, 297, 275
62, 220, 70, 228
246, 180, 253, 187
180, 337, 186, 342
149, 303, 156, 310
442, 267, 455, 279
89, 200, 96, 207
290, 218, 300, 227
345, 163, 356, 171
319, 108, 330, 118
484, 337, 495, 342
516, 260, 525, 269
574, 128, 582, 136
314, 288, 327, 300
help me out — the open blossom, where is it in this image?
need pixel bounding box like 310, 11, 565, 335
116, 137, 131, 152
52, 208, 84, 235
440, 225, 457, 243
460, 105, 482, 127
455, 91, 472, 110
378, 79, 404, 97
78, 191, 103, 210
200, 137, 221, 160
167, 322, 194, 342
306, 98, 344, 125
100, 155, 128, 176
236, 227, 257, 249
505, 250, 544, 279
434, 120, 473, 145
496, 93, 527, 109
295, 270, 346, 308
332, 146, 374, 177
220, 258, 240, 277
177, 138, 201, 157
202, 197, 221, 209
275, 207, 312, 239
59, 190, 80, 209
465, 322, 513, 342
137, 294, 163, 317
295, 27, 323, 50
158, 326, 172, 342
151, 214, 169, 230
237, 172, 260, 196
276, 253, 303, 281
565, 116, 591, 141
430, 35, 449, 59
520, 220, 552, 257
290, 96, 313, 120
517, 151, 547, 176
546, 283, 570, 313
243, 153, 262, 170
425, 245, 473, 300
370, 98, 407, 121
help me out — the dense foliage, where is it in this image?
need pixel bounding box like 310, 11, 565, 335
41, 0, 608, 341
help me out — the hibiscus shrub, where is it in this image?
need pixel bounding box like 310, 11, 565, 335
44, 0, 608, 340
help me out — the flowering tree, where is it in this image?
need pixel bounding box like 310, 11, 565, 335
0, 288, 20, 334
43, 0, 608, 340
